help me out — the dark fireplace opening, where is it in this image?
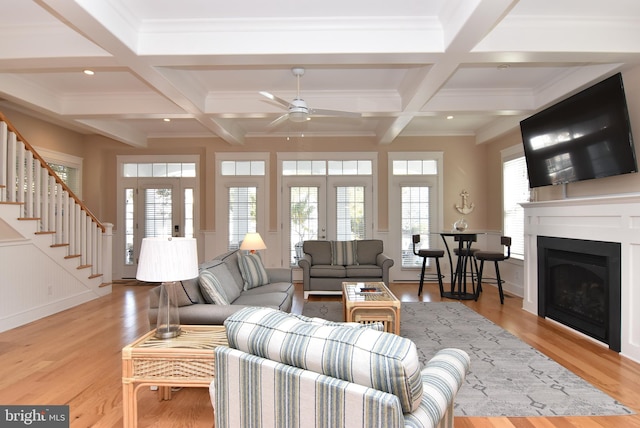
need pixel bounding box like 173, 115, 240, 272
538, 236, 621, 352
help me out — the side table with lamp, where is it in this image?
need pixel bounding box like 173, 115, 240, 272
123, 237, 229, 427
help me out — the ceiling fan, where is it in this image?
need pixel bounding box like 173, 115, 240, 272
260, 67, 361, 128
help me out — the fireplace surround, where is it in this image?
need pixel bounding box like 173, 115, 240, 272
537, 236, 621, 351
522, 194, 640, 363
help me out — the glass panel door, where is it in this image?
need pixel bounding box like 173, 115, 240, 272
283, 176, 373, 265
121, 178, 193, 278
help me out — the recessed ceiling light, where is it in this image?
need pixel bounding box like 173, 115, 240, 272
446, 115, 454, 120
83, 69, 95, 76
163, 118, 171, 122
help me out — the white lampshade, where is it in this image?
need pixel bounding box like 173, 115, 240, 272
239, 232, 267, 252
136, 237, 199, 282
137, 237, 198, 339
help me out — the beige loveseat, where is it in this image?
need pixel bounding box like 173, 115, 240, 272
148, 249, 294, 325
297, 239, 394, 298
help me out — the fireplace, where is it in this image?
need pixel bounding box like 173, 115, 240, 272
537, 236, 621, 352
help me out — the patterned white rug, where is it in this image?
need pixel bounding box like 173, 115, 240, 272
302, 301, 633, 417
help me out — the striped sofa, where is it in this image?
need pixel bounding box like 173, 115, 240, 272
210, 307, 470, 428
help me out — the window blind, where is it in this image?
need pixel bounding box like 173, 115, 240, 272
503, 156, 529, 259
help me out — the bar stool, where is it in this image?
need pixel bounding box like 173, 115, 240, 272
473, 236, 511, 304
412, 234, 445, 297
452, 234, 479, 298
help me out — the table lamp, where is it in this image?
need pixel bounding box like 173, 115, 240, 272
239, 232, 267, 254
136, 237, 198, 339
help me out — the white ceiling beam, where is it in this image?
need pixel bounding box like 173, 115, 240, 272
75, 118, 147, 148
376, 0, 519, 144
37, 0, 245, 145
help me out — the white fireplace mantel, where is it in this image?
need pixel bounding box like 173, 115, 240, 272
523, 193, 640, 363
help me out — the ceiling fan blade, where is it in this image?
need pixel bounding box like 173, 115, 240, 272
310, 108, 361, 118
259, 91, 290, 108
266, 113, 290, 128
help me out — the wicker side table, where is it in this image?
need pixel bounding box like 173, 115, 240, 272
122, 325, 228, 428
342, 282, 402, 334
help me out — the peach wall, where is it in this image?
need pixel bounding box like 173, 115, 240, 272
81, 133, 487, 235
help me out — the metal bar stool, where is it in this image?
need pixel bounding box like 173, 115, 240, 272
473, 236, 511, 304
451, 234, 479, 299
412, 234, 445, 297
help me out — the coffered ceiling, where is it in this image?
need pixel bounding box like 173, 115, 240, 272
1, 0, 640, 147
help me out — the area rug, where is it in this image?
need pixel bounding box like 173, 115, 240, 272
302, 301, 633, 417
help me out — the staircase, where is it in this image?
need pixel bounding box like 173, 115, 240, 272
0, 112, 112, 333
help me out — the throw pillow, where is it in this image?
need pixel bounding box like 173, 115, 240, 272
330, 240, 357, 265
237, 252, 270, 290
198, 270, 230, 305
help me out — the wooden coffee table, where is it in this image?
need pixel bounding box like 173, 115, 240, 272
342, 282, 401, 335
122, 325, 228, 428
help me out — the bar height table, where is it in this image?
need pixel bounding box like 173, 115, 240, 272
439, 231, 479, 300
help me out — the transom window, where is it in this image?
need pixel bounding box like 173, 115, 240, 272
221, 161, 265, 176
283, 160, 372, 176
123, 162, 196, 177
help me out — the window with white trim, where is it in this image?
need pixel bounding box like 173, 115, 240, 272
216, 155, 269, 253
502, 146, 529, 260
36, 147, 83, 198
388, 153, 443, 274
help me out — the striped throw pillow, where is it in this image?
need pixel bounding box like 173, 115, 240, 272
225, 307, 423, 413
331, 240, 357, 265
237, 252, 270, 290
198, 270, 229, 305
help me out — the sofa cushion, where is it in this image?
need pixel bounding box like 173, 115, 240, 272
356, 239, 383, 265
346, 264, 382, 278
310, 265, 346, 278
237, 252, 270, 290
302, 240, 332, 265
225, 307, 423, 413
232, 292, 291, 310
202, 260, 242, 303
240, 281, 294, 296
199, 270, 230, 305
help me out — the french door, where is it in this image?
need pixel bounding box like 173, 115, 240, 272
283, 176, 372, 266
121, 178, 195, 278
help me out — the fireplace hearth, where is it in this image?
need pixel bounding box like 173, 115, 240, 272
537, 236, 621, 352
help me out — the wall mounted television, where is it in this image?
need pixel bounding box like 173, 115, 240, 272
520, 72, 637, 188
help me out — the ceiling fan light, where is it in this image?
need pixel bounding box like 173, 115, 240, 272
289, 111, 308, 122
289, 98, 309, 122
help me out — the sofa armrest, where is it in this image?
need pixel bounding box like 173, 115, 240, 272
265, 267, 292, 283
405, 348, 470, 428
376, 252, 394, 268
297, 254, 311, 269
297, 254, 312, 289
212, 346, 404, 428
377, 252, 395, 285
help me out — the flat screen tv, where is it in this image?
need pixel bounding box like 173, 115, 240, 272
520, 72, 637, 188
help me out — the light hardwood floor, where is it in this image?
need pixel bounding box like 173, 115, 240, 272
0, 281, 638, 427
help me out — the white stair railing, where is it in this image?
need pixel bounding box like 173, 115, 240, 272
0, 113, 111, 283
